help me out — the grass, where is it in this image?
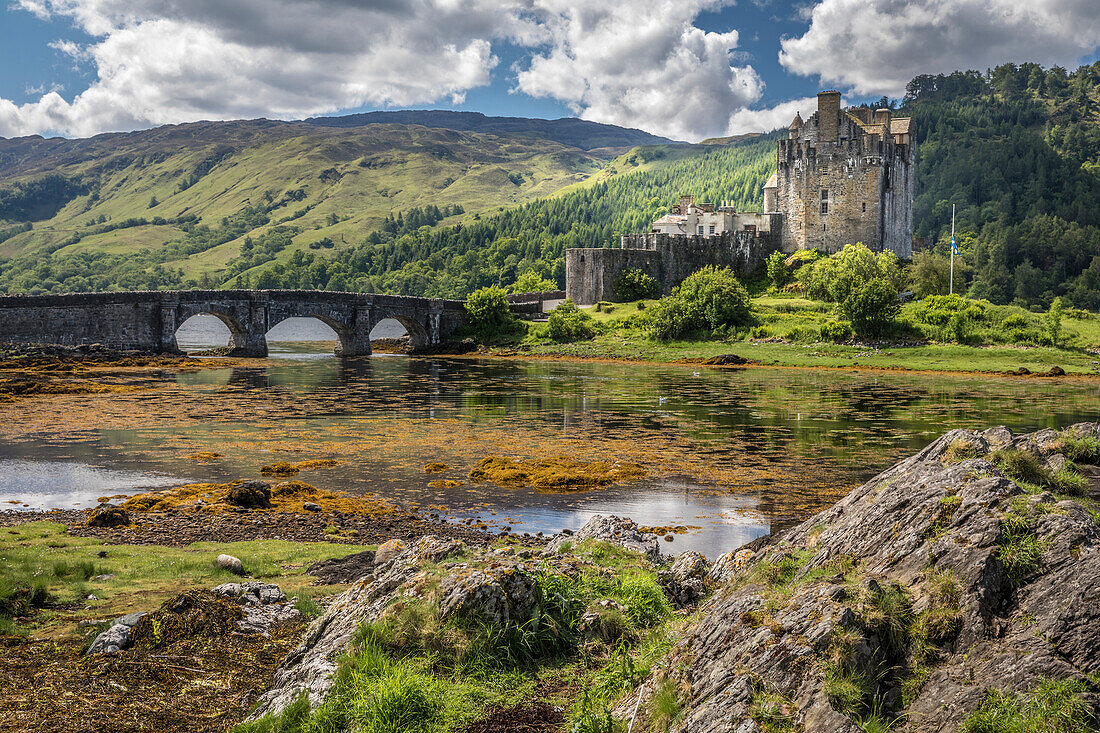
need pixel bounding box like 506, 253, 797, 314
1054, 432, 1100, 464
750, 691, 799, 733
236, 537, 680, 733
996, 499, 1051, 587
508, 294, 1100, 375
0, 522, 360, 635
990, 449, 1092, 497
959, 678, 1097, 733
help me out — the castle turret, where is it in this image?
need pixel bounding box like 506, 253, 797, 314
788, 112, 803, 139
817, 91, 841, 144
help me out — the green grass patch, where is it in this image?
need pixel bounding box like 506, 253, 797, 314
0, 522, 361, 634
959, 678, 1097, 733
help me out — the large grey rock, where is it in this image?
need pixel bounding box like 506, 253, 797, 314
211, 581, 301, 635
619, 423, 1100, 733
439, 566, 538, 627
88, 623, 132, 655
659, 550, 709, 608
545, 514, 661, 562
247, 535, 468, 720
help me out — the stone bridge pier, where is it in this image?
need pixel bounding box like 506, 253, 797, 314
0, 290, 468, 357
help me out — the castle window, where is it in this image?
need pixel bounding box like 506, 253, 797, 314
821, 202, 828, 215
698, 226, 704, 235
708, 225, 715, 235
862, 202, 866, 213
821, 189, 829, 201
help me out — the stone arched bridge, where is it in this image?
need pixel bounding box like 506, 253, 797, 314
0, 290, 469, 357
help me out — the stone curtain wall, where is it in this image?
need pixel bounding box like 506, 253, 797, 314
565, 232, 778, 305
565, 249, 664, 305
0, 290, 468, 356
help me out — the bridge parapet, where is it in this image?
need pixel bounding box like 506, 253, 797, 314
0, 290, 467, 357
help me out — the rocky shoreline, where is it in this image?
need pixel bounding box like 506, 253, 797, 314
0, 506, 513, 548
3, 423, 1099, 732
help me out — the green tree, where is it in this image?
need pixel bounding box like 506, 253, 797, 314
613, 268, 660, 301
766, 250, 791, 289
802, 243, 904, 303
1045, 296, 1064, 345
547, 300, 596, 342
464, 286, 516, 340
512, 270, 556, 293
841, 277, 900, 336
909, 250, 968, 297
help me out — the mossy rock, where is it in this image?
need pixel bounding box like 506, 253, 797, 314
224, 481, 272, 509
86, 504, 131, 528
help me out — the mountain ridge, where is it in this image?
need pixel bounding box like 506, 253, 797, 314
301, 109, 681, 150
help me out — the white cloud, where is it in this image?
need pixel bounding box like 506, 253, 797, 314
2, 0, 516, 137
780, 0, 1100, 97
514, 2, 764, 141
727, 95, 820, 134
2, 0, 773, 141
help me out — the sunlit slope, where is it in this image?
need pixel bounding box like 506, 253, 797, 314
0, 120, 604, 264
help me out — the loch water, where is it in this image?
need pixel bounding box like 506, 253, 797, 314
2, 315, 1098, 558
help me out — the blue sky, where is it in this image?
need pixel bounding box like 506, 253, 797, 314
1, 0, 1098, 141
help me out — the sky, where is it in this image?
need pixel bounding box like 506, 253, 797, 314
1, 0, 1099, 143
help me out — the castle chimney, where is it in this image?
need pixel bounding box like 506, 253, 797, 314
817, 91, 841, 144
874, 108, 891, 129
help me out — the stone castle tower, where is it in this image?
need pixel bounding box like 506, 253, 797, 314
763, 90, 914, 257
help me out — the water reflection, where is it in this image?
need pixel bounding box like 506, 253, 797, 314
2, 342, 1099, 557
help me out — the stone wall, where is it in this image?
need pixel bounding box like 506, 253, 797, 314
0, 290, 468, 356
565, 231, 777, 305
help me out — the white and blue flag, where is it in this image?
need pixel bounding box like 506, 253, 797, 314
951, 235, 959, 255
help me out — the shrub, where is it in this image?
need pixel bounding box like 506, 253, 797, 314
464, 286, 516, 341
1001, 313, 1028, 330
751, 326, 770, 339
800, 243, 903, 303
819, 320, 854, 342
766, 251, 791, 289
613, 268, 660, 301
841, 277, 900, 336
675, 266, 753, 331
547, 300, 596, 343
784, 325, 817, 343
643, 296, 691, 340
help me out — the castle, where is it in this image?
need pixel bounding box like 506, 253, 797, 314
565, 90, 915, 305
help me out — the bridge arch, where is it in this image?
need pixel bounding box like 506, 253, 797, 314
373, 314, 430, 350
173, 309, 253, 355
266, 313, 354, 356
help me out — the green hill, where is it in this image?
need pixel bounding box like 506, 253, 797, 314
0, 120, 608, 292
901, 61, 1100, 309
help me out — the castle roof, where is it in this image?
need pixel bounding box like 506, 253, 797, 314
653, 215, 687, 225
763, 173, 778, 189
788, 112, 804, 130
890, 117, 912, 135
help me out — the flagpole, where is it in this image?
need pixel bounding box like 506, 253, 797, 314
949, 204, 955, 296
